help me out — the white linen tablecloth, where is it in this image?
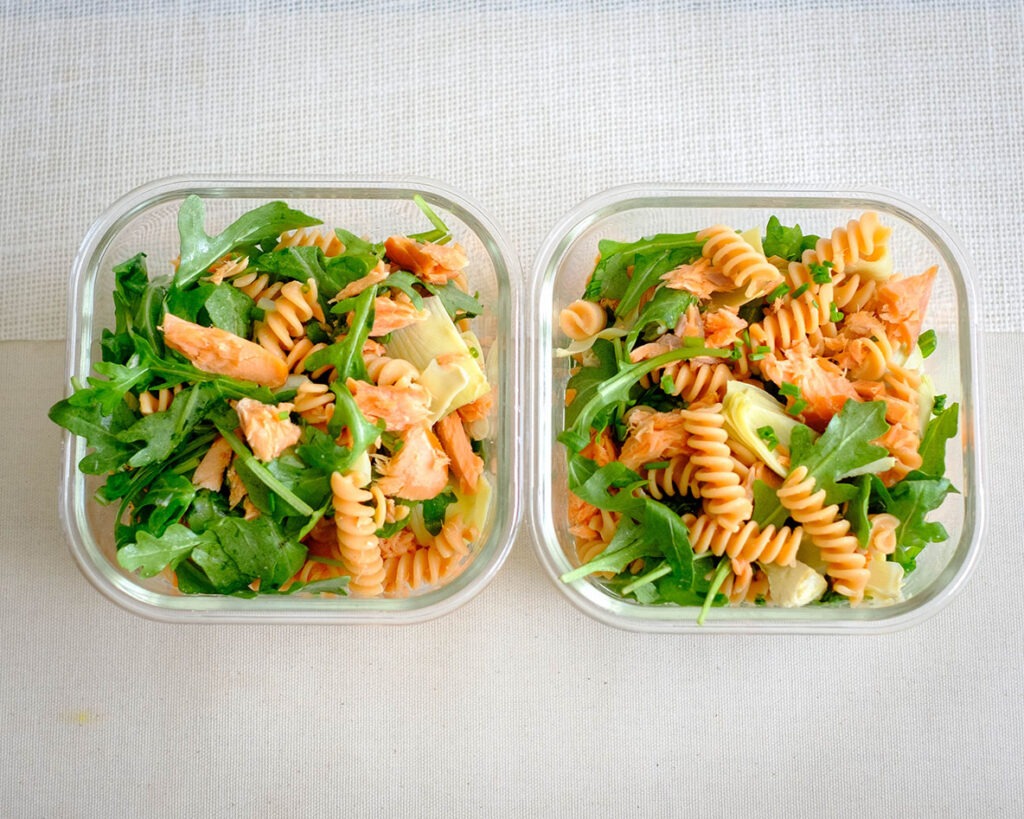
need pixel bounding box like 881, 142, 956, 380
2, 2, 1022, 816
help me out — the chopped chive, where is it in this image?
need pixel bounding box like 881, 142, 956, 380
918, 329, 937, 358
660, 374, 676, 393
780, 381, 801, 398
792, 282, 810, 299
682, 335, 704, 348
809, 261, 833, 284
644, 460, 671, 471
729, 342, 743, 361
756, 425, 779, 449
766, 283, 791, 302
277, 410, 290, 420
811, 299, 820, 310
932, 393, 947, 413
750, 345, 771, 362
787, 398, 808, 416
830, 302, 844, 323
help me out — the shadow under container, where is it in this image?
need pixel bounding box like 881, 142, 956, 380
58, 176, 521, 624
530, 184, 984, 634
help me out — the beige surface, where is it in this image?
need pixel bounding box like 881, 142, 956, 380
3, 337, 1022, 815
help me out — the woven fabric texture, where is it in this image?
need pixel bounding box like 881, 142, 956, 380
0, 0, 1022, 339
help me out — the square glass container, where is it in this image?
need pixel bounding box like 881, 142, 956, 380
58, 176, 521, 623
529, 185, 984, 634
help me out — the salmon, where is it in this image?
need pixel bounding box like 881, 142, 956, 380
369, 293, 428, 336
384, 235, 468, 285
581, 428, 619, 467
619, 407, 691, 471
869, 266, 937, 348
333, 260, 390, 301
704, 307, 747, 348
660, 258, 733, 300
347, 377, 431, 431
226, 461, 247, 509
192, 436, 234, 491
235, 397, 302, 461
760, 341, 860, 432
161, 312, 288, 388
457, 386, 495, 424
630, 332, 681, 363
435, 412, 484, 494
376, 423, 450, 500
675, 303, 704, 339
378, 528, 419, 560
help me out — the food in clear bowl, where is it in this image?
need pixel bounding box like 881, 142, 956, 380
531, 186, 983, 633
53, 177, 520, 623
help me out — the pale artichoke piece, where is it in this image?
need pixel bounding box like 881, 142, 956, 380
761, 560, 828, 608
865, 555, 905, 603
721, 380, 808, 477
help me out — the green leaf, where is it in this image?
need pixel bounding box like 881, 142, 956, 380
762, 215, 819, 261
564, 338, 619, 428
326, 380, 384, 470
203, 283, 253, 337
420, 280, 484, 319
380, 271, 425, 310
584, 233, 703, 304
887, 477, 956, 572
68, 359, 150, 415
118, 523, 214, 578
641, 499, 692, 585
175, 196, 320, 288
625, 287, 697, 349
560, 519, 649, 582
48, 396, 137, 474
117, 383, 222, 469
918, 329, 937, 359
307, 285, 375, 381
277, 575, 351, 596
131, 472, 196, 537
409, 194, 452, 244
755, 400, 890, 528
566, 455, 645, 513
421, 489, 457, 535
208, 516, 307, 590
917, 402, 958, 477
847, 474, 873, 548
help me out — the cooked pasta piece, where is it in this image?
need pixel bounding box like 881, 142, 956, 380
698, 224, 784, 300
331, 470, 385, 597
558, 299, 607, 341
685, 513, 802, 566
681, 403, 752, 532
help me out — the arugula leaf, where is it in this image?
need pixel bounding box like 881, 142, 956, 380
641, 499, 693, 585
48, 396, 138, 474
175, 196, 320, 288
117, 383, 222, 469
408, 194, 452, 244
306, 285, 375, 381
117, 524, 214, 578
208, 516, 307, 590
566, 455, 646, 512
165, 281, 215, 323
917, 402, 958, 477
130, 472, 196, 538
624, 287, 697, 349
380, 271, 426, 310
326, 380, 384, 470
754, 400, 890, 528
420, 280, 484, 319
762, 215, 819, 261
565, 338, 619, 428
65, 358, 151, 415
203, 282, 253, 337
887, 477, 956, 572
275, 575, 351, 596
584, 233, 702, 303
561, 519, 648, 582
422, 489, 457, 536
847, 474, 873, 548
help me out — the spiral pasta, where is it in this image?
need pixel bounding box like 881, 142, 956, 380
382, 517, 471, 596
331, 470, 385, 597
292, 378, 334, 425
681, 403, 752, 531
363, 348, 420, 389
284, 336, 331, 377
558, 299, 607, 341
684, 513, 802, 566
802, 211, 893, 279
698, 224, 784, 300
275, 227, 345, 257
254, 278, 324, 358
748, 285, 833, 354
716, 561, 770, 605
641, 360, 734, 404
776, 465, 868, 601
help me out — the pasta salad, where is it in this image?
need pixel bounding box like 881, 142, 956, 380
51, 196, 494, 598
557, 213, 958, 622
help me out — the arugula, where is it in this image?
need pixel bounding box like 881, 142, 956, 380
916, 402, 959, 478
422, 490, 457, 536
886, 477, 956, 572
408, 194, 452, 244
583, 232, 703, 304
624, 287, 697, 349
202, 282, 253, 337
754, 400, 890, 528
847, 474, 873, 548
380, 271, 426, 310
306, 285, 375, 380
325, 381, 385, 470
564, 338, 618, 428
174, 195, 320, 288
762, 215, 819, 261
117, 524, 212, 578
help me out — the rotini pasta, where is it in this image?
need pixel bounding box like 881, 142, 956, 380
685, 513, 802, 566
331, 470, 385, 597
697, 224, 784, 300
558, 299, 607, 341
680, 403, 752, 532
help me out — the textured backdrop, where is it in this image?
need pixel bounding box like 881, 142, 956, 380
2, 1, 1023, 817
1, 0, 1022, 339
